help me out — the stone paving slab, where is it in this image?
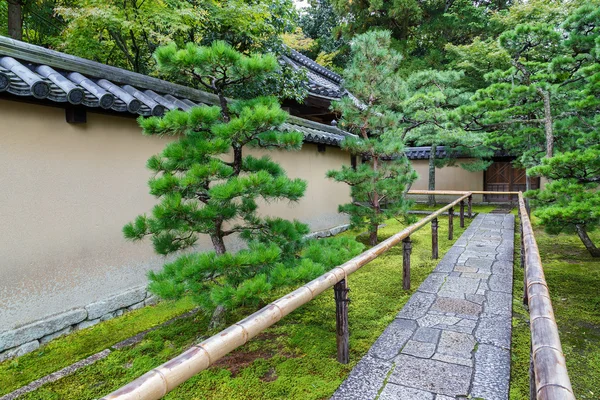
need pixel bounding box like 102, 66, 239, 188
331, 214, 515, 400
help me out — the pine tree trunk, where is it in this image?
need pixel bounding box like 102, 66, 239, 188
369, 225, 378, 246
428, 144, 436, 206
210, 234, 227, 255
371, 155, 380, 246
209, 305, 226, 329
575, 224, 600, 258
8, 0, 23, 41
537, 88, 554, 158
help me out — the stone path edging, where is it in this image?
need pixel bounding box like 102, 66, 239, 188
332, 213, 515, 400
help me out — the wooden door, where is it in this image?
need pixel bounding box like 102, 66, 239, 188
484, 162, 539, 202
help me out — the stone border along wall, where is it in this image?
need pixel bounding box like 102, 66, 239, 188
0, 224, 351, 362
0, 287, 157, 362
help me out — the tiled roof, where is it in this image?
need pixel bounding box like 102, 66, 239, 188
282, 49, 344, 99
0, 37, 352, 146
404, 146, 452, 160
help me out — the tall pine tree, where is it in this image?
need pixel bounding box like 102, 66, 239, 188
327, 31, 416, 246
400, 69, 492, 205
123, 42, 329, 326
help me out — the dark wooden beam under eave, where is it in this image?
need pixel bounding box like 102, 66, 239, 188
66, 107, 87, 124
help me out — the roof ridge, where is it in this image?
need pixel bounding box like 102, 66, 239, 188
287, 48, 342, 84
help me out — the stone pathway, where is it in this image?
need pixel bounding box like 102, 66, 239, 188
332, 213, 515, 400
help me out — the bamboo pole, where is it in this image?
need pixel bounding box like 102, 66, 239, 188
102, 194, 472, 400
460, 200, 465, 228
518, 193, 575, 400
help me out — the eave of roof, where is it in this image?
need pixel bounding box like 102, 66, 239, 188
0, 36, 353, 146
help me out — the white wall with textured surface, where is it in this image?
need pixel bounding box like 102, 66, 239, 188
0, 99, 350, 330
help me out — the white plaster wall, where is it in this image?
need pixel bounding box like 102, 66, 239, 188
0, 99, 350, 330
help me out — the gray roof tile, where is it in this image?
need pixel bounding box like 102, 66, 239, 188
0, 37, 352, 146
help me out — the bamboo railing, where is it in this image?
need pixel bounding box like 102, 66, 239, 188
101, 193, 470, 400
518, 194, 575, 400
101, 191, 573, 400
411, 190, 574, 400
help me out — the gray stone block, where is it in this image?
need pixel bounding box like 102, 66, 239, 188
465, 258, 494, 269
330, 355, 393, 400
40, 326, 72, 345
379, 383, 435, 400
412, 327, 441, 344
440, 276, 480, 294
401, 340, 436, 358
76, 318, 101, 331
431, 297, 482, 316
368, 319, 416, 360
0, 308, 87, 352
475, 314, 511, 349
85, 286, 147, 319
127, 301, 145, 311
418, 273, 446, 294
431, 353, 472, 367
483, 291, 512, 316
417, 314, 461, 328
436, 330, 475, 359
144, 295, 159, 306
389, 355, 472, 397
0, 340, 40, 362
489, 273, 513, 293
397, 292, 436, 320
471, 344, 511, 400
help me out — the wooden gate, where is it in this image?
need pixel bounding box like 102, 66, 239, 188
484, 161, 539, 202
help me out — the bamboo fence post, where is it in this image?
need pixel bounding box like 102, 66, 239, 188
431, 218, 438, 260
460, 200, 465, 228
448, 207, 454, 240
334, 279, 349, 364
468, 194, 473, 217
403, 237, 412, 290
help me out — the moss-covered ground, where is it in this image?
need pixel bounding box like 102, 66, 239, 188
510, 216, 600, 400
0, 212, 471, 400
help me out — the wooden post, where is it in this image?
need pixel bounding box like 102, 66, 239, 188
403, 237, 412, 290
334, 279, 349, 364
468, 195, 473, 218
459, 200, 465, 228
431, 218, 439, 260
448, 207, 454, 240
520, 211, 528, 307
529, 344, 536, 400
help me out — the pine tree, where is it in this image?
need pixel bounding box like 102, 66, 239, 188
527, 147, 600, 257
327, 31, 417, 246
123, 41, 351, 327
400, 69, 492, 206
526, 3, 600, 257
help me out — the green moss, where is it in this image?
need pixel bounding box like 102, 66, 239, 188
9, 215, 471, 399
510, 216, 600, 400
0, 297, 196, 396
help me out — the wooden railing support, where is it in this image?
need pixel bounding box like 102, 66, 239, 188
402, 237, 412, 290
468, 194, 472, 218
529, 344, 536, 400
459, 200, 465, 228
448, 207, 454, 240
334, 279, 349, 364
520, 210, 528, 307
431, 218, 438, 260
